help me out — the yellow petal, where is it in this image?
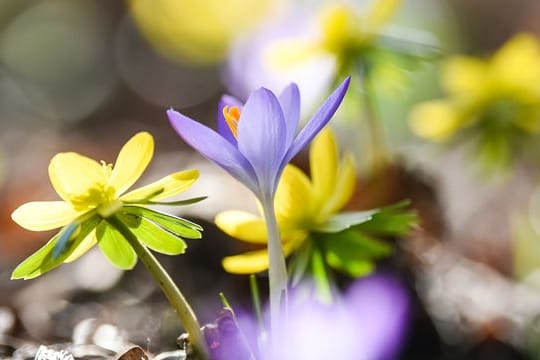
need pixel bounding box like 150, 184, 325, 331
320, 4, 360, 52
222, 241, 296, 274
64, 229, 98, 263
49, 153, 106, 203
222, 249, 270, 274
121, 169, 199, 202
441, 56, 487, 98
215, 210, 268, 244
274, 164, 313, 225
365, 0, 400, 34
325, 153, 356, 215
490, 33, 540, 100
265, 38, 320, 70
409, 100, 461, 140
11, 201, 82, 231
310, 127, 338, 209
109, 132, 154, 196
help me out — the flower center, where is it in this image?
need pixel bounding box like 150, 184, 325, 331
222, 105, 241, 138
70, 183, 116, 211
69, 161, 118, 213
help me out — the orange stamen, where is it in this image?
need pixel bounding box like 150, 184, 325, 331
222, 105, 241, 139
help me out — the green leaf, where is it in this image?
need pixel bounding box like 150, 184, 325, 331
310, 246, 333, 303
314, 210, 377, 233
12, 217, 100, 280
355, 201, 417, 236
319, 230, 392, 278
326, 253, 374, 278
289, 240, 312, 287
119, 213, 187, 255
96, 222, 137, 270
146, 196, 207, 206
122, 206, 202, 239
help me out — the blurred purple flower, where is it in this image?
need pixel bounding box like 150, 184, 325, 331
167, 77, 349, 201
237, 274, 410, 360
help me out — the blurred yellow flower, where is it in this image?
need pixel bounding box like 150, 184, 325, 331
410, 34, 540, 141
321, 0, 400, 56
268, 0, 400, 71
215, 128, 356, 274
129, 0, 277, 64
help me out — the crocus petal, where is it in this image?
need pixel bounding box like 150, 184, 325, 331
49, 153, 106, 203
309, 128, 338, 208
286, 76, 350, 163
168, 109, 259, 193
237, 88, 287, 194
96, 222, 137, 270
274, 164, 313, 225
121, 169, 199, 202
109, 132, 154, 196
11, 201, 82, 231
217, 95, 243, 145
222, 242, 296, 274
64, 229, 98, 263
215, 210, 268, 244
278, 83, 301, 149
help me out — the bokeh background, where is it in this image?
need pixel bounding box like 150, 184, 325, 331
2, 0, 540, 358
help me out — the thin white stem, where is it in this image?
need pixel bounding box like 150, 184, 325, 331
261, 198, 288, 334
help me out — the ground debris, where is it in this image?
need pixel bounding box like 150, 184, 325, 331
34, 345, 74, 360
114, 346, 149, 360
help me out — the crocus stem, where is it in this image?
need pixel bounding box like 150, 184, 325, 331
261, 198, 288, 333
106, 215, 210, 360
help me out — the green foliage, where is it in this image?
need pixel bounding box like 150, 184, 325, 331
12, 216, 100, 280
123, 206, 202, 239
120, 213, 187, 255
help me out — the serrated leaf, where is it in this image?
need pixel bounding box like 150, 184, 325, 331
122, 205, 202, 239
12, 217, 100, 280
355, 201, 417, 236
319, 230, 392, 278
120, 213, 187, 255
145, 196, 207, 206
96, 221, 137, 270
314, 210, 377, 233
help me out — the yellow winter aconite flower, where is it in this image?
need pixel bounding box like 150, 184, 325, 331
11, 132, 203, 279
321, 0, 400, 56
268, 0, 400, 71
215, 128, 356, 274
410, 34, 540, 149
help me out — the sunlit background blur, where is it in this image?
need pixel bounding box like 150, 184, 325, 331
2, 0, 540, 358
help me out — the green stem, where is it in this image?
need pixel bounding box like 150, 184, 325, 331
106, 215, 209, 360
360, 64, 388, 174
249, 274, 264, 333
261, 198, 288, 334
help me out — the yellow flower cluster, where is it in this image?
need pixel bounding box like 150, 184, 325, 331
410, 34, 540, 141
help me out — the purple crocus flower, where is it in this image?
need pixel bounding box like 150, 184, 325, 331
168, 77, 350, 331
235, 274, 410, 360
167, 77, 350, 202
